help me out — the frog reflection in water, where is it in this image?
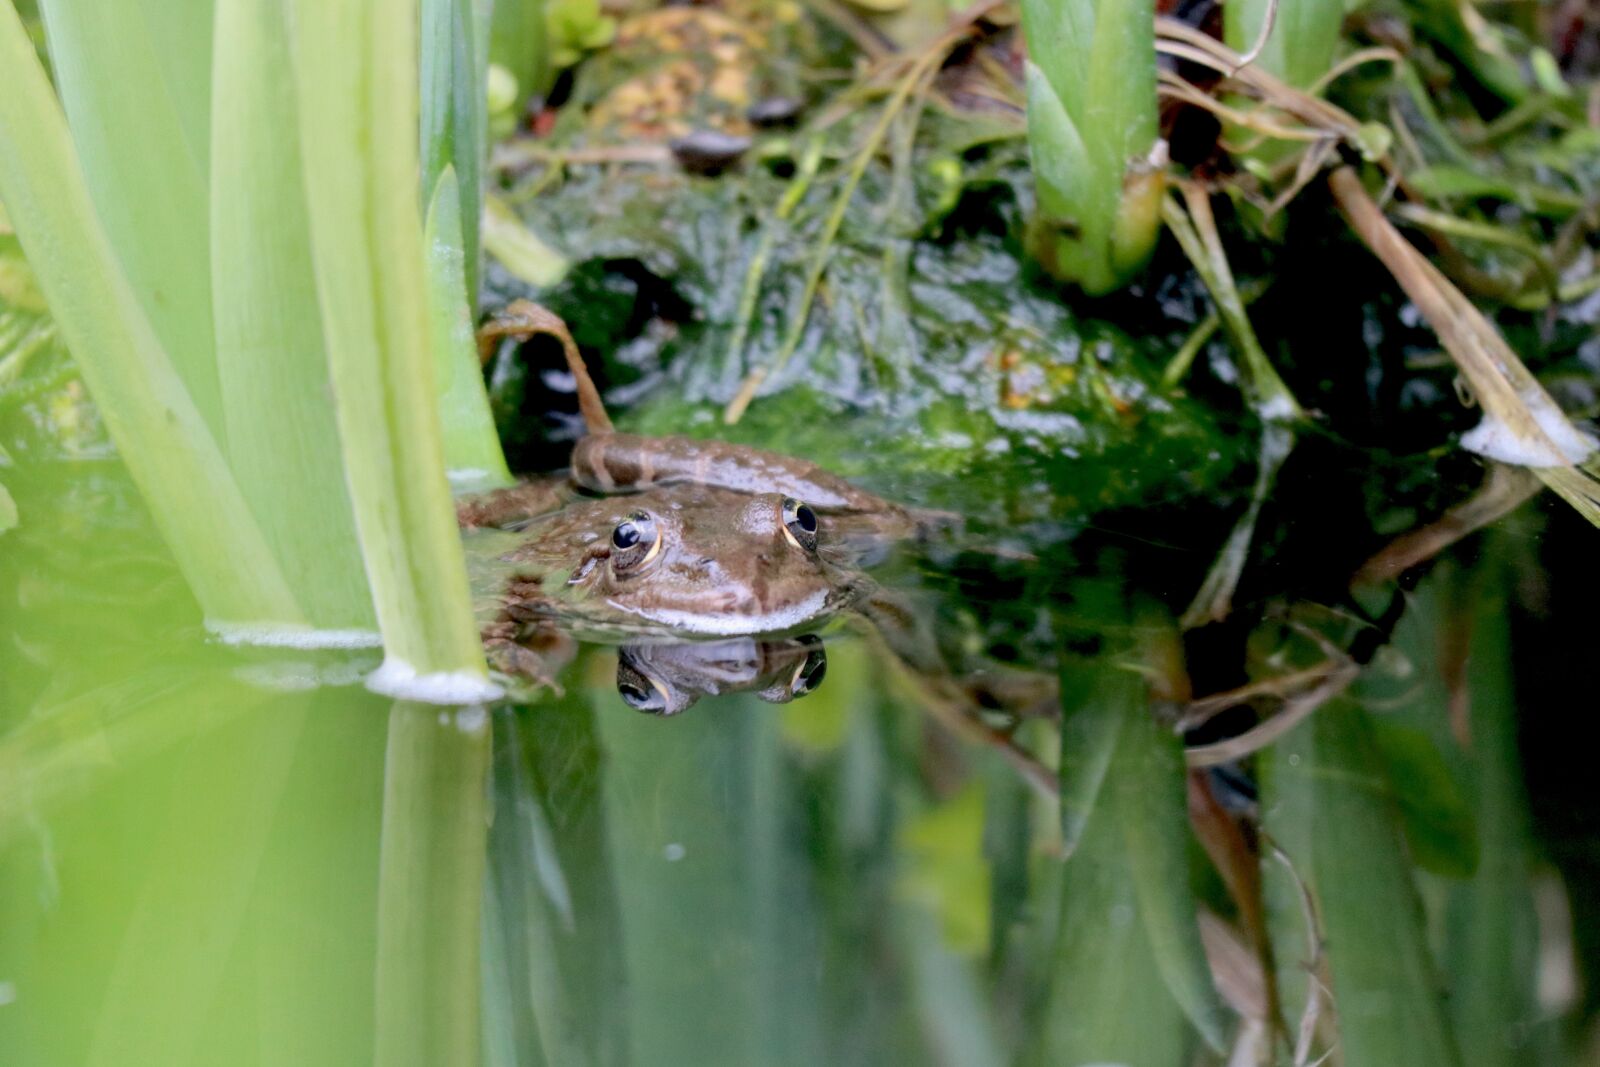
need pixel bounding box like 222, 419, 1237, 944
614, 635, 828, 715
464, 301, 929, 680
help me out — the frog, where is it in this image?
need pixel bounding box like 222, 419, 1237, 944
465, 301, 949, 683
470, 482, 871, 651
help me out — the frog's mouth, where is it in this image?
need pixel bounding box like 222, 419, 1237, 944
617, 587, 835, 638
514, 569, 872, 643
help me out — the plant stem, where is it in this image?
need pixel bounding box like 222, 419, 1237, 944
375, 702, 492, 1067
290, 0, 494, 687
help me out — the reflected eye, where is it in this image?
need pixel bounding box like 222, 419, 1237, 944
616, 662, 672, 714
610, 511, 662, 570
790, 638, 827, 697
781, 497, 818, 552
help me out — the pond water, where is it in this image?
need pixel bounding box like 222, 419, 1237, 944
3, 445, 1598, 1067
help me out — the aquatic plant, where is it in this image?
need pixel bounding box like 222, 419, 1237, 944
0, 0, 511, 692
1019, 0, 1165, 294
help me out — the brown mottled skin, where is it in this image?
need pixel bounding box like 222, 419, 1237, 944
466, 482, 874, 656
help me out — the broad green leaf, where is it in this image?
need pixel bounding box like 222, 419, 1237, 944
483, 193, 570, 288
1446, 589, 1545, 1067
898, 907, 1006, 1067
1031, 730, 1189, 1067
1119, 703, 1230, 1052
1224, 0, 1343, 91
0, 3, 300, 624
421, 0, 489, 305
1371, 721, 1479, 878
1055, 652, 1128, 854
1019, 0, 1159, 293
289, 0, 493, 686
490, 0, 550, 109
1263, 702, 1462, 1067
211, 0, 375, 631
423, 167, 513, 493
1411, 0, 1529, 105
36, 0, 223, 442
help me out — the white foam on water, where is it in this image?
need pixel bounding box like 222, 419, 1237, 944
448, 467, 497, 491
1459, 393, 1597, 467
365, 656, 505, 705
207, 621, 385, 650
233, 657, 377, 693
1258, 393, 1298, 422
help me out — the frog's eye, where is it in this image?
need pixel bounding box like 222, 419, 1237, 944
610, 511, 662, 571
789, 639, 827, 697
616, 661, 674, 714
780, 497, 819, 552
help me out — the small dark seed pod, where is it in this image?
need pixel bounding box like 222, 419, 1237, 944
669, 129, 752, 175
746, 96, 803, 129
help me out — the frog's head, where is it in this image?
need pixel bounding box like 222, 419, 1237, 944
508, 485, 868, 640
585, 491, 859, 635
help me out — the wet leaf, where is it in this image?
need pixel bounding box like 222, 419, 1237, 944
497, 159, 1243, 529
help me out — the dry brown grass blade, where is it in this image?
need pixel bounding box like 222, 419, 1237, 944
1352, 464, 1541, 585
1537, 461, 1600, 526
476, 299, 612, 434
1185, 658, 1359, 768
1330, 165, 1579, 458
1330, 165, 1600, 527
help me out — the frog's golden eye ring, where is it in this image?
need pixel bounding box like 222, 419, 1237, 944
616, 661, 675, 714
780, 497, 819, 552
610, 511, 663, 571
789, 639, 827, 697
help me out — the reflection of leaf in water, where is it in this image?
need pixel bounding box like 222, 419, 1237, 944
896, 780, 991, 957
1371, 720, 1479, 879
1263, 700, 1461, 1067
1030, 739, 1189, 1067
779, 638, 866, 755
